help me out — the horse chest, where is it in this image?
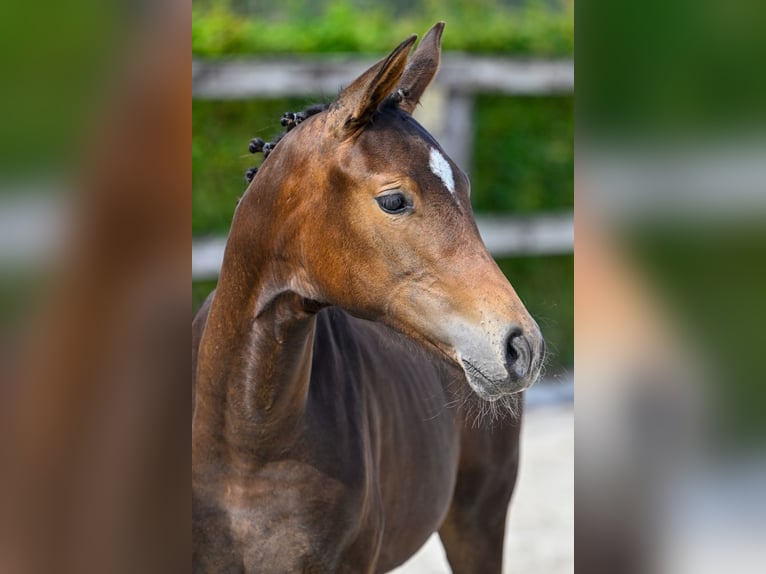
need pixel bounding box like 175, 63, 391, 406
306, 312, 464, 568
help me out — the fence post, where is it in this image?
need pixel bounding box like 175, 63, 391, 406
440, 90, 475, 172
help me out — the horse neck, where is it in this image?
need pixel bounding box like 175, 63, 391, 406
193, 183, 316, 473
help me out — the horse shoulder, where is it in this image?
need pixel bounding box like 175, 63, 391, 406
195, 458, 382, 574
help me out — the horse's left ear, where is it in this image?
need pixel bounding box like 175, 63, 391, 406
396, 22, 445, 114
329, 35, 416, 136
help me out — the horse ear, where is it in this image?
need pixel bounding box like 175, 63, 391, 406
329, 35, 416, 135
396, 22, 445, 114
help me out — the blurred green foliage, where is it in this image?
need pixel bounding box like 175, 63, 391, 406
0, 0, 118, 178
496, 255, 573, 376
631, 226, 766, 445
579, 0, 766, 135
193, 0, 573, 56
193, 279, 218, 312
0, 273, 45, 333
192, 98, 309, 235
472, 95, 573, 213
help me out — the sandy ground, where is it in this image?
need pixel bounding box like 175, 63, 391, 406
391, 403, 574, 574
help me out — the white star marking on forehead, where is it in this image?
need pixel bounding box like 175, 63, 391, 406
429, 147, 455, 195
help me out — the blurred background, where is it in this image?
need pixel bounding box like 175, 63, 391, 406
0, 2, 190, 573
577, 1, 766, 573
191, 1, 573, 572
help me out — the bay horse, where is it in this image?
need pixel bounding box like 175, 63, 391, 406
192, 23, 545, 573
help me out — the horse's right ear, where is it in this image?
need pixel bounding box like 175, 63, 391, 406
396, 22, 445, 114
328, 35, 416, 137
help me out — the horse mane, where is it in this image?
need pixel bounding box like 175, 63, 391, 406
244, 103, 330, 183
244, 90, 408, 183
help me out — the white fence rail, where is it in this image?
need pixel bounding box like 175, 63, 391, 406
192, 57, 574, 99
192, 56, 573, 170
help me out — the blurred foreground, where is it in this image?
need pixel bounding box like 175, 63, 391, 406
577, 1, 766, 572
0, 1, 190, 573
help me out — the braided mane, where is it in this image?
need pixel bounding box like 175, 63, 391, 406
243, 89, 410, 183
244, 103, 329, 183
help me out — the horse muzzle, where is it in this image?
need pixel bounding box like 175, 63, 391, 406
456, 321, 545, 400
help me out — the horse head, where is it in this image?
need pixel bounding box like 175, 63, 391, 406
240, 23, 545, 400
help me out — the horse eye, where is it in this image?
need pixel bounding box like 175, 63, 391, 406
375, 193, 409, 214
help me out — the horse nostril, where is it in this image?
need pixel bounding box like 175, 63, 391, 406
505, 328, 531, 380
506, 329, 521, 364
